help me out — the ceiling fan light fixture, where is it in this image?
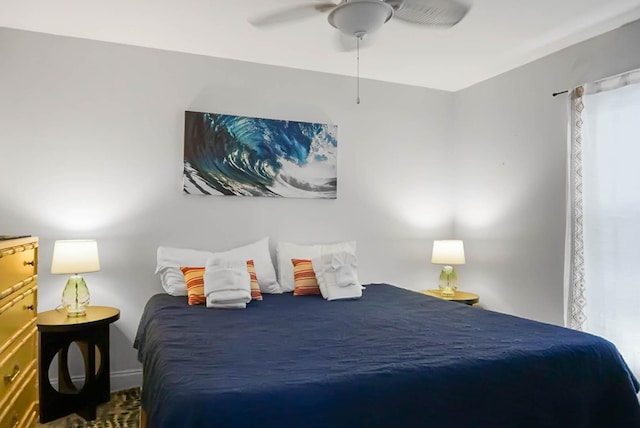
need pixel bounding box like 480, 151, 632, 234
328, 0, 394, 38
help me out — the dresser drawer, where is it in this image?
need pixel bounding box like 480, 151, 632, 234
0, 328, 36, 408
0, 368, 36, 428
21, 407, 38, 428
0, 244, 37, 296
0, 287, 37, 354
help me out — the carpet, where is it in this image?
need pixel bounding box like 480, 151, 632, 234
36, 387, 140, 428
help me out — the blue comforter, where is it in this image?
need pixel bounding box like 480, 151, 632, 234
134, 284, 640, 427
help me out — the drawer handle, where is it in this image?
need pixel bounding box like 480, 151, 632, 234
24, 304, 34, 311
24, 260, 35, 266
4, 364, 20, 384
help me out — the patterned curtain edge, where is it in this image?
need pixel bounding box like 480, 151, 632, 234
565, 86, 586, 331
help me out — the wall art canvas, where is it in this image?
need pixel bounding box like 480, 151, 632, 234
183, 111, 337, 199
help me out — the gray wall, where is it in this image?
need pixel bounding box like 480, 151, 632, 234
0, 28, 454, 388
454, 19, 640, 324
2, 18, 640, 388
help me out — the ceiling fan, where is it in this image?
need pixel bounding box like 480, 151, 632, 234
252, 0, 473, 41
251, 0, 472, 103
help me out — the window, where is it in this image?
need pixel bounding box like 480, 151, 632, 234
566, 70, 640, 380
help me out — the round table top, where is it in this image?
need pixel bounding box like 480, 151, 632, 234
422, 289, 479, 305
37, 306, 120, 331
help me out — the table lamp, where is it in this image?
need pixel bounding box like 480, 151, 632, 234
431, 240, 465, 298
51, 239, 100, 317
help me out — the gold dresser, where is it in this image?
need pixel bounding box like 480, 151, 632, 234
0, 237, 38, 428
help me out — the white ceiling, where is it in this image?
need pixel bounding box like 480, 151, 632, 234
2, 0, 640, 91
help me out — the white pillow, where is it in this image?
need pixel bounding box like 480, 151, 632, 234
312, 251, 362, 301
155, 246, 214, 296
277, 241, 356, 292
211, 237, 280, 294
205, 254, 247, 269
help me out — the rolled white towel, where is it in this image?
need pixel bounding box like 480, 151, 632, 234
207, 289, 251, 305
312, 252, 362, 301
207, 302, 247, 309
204, 266, 250, 293
332, 253, 358, 287
204, 266, 251, 309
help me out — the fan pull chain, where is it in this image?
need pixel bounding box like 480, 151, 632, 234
356, 35, 361, 105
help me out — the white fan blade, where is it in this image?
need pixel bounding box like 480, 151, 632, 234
250, 2, 337, 28
394, 0, 472, 27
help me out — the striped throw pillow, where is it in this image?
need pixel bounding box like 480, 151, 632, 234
180, 266, 206, 305
246, 260, 263, 301
292, 259, 321, 296
181, 263, 262, 305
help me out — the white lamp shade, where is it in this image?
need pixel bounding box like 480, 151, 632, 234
51, 240, 101, 274
431, 240, 466, 265
328, 0, 393, 37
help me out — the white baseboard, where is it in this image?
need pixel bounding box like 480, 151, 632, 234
110, 368, 143, 392
49, 368, 142, 393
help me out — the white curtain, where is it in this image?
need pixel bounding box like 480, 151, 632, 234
566, 69, 640, 380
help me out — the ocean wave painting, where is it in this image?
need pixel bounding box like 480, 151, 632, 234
183, 111, 337, 199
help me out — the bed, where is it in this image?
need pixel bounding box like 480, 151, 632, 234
134, 283, 640, 427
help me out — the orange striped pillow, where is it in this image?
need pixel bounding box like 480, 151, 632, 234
181, 263, 262, 305
292, 259, 321, 296
246, 260, 263, 301
180, 266, 206, 305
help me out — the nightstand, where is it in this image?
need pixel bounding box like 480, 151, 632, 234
37, 306, 120, 423
422, 289, 479, 306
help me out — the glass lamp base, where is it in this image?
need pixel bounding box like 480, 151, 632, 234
66, 307, 87, 317
62, 275, 90, 317
438, 265, 458, 297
